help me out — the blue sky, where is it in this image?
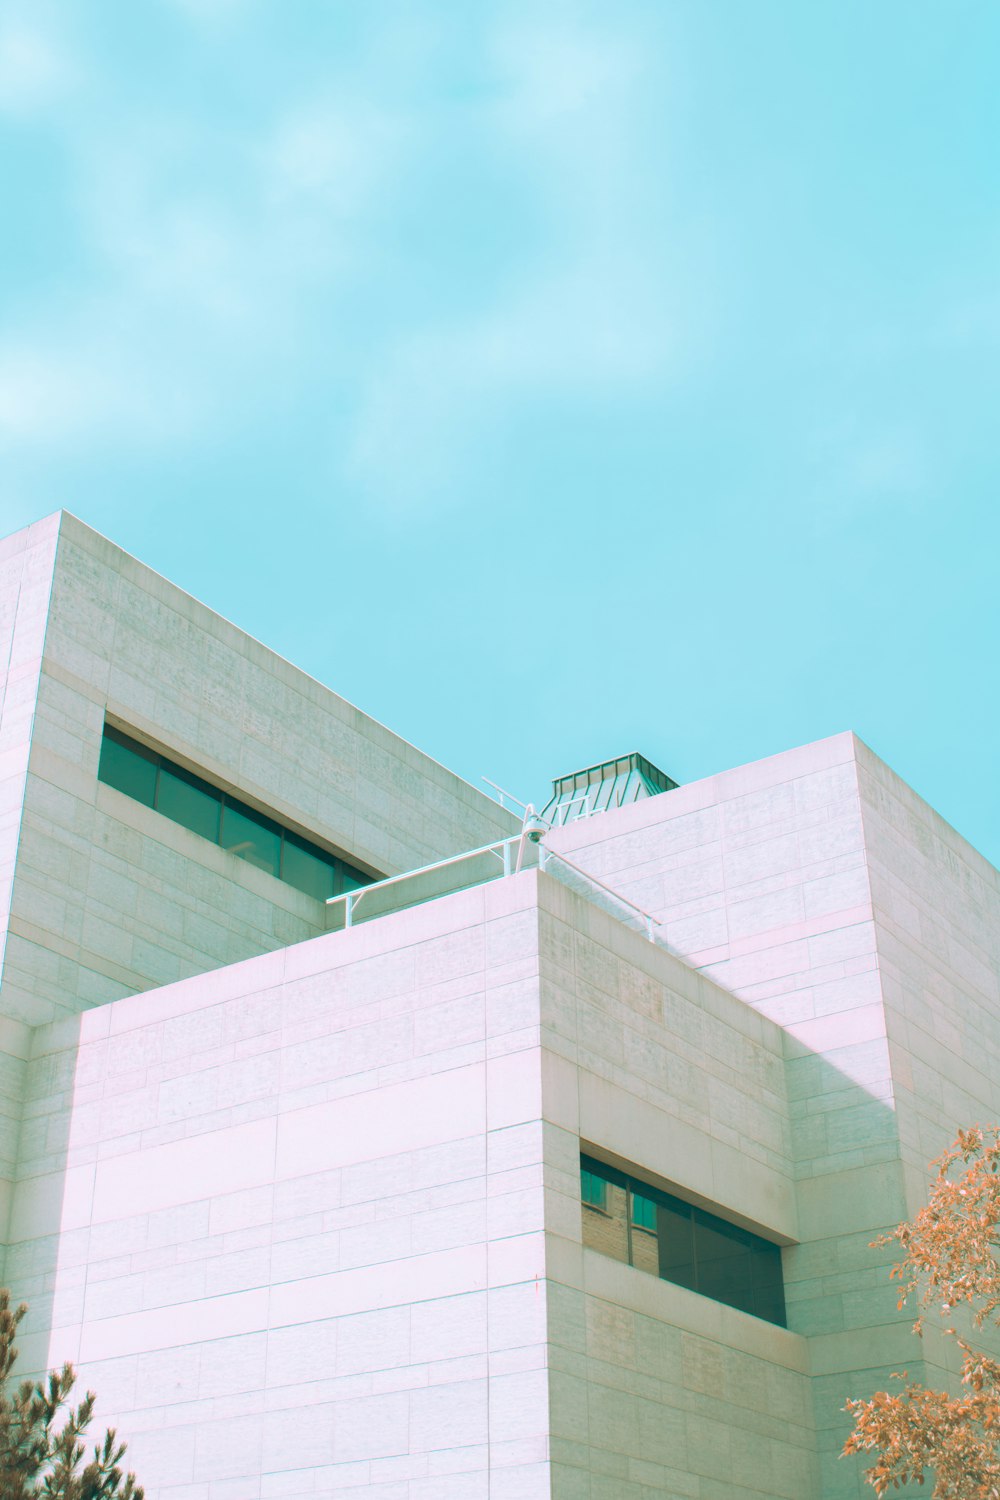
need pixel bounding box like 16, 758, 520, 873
1, 1, 998, 865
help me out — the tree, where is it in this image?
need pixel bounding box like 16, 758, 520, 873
843, 1127, 1000, 1498
0, 1291, 143, 1499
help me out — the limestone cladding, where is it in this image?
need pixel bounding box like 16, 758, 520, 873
0, 508, 514, 1393
548, 734, 1000, 1497
0, 511, 997, 1499
11, 879, 546, 1499
8, 870, 822, 1500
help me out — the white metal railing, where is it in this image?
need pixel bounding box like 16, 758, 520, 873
537, 845, 662, 944
326, 826, 663, 946
326, 832, 535, 930
481, 777, 529, 817
546, 790, 601, 827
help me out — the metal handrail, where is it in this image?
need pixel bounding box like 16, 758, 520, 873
538, 845, 662, 943
325, 828, 662, 945
481, 777, 529, 817
327, 833, 525, 928
547, 790, 597, 826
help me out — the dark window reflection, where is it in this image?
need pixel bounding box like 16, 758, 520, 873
750, 1244, 786, 1326
580, 1154, 786, 1327
157, 763, 221, 843
696, 1217, 754, 1314
657, 1200, 697, 1293
282, 833, 336, 900
222, 800, 281, 876
99, 728, 157, 807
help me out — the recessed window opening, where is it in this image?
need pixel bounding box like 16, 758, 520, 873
98, 724, 376, 902
580, 1153, 787, 1327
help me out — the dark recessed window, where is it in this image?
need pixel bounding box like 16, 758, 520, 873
221, 799, 281, 878
281, 831, 337, 901
157, 761, 222, 844
580, 1153, 787, 1327
99, 727, 158, 808
97, 723, 376, 902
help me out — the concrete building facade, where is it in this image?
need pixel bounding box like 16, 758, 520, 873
0, 510, 996, 1499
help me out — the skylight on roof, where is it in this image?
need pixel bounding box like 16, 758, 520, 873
540, 751, 677, 827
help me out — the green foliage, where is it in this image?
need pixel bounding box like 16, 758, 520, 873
0, 1291, 143, 1500
844, 1128, 1000, 1498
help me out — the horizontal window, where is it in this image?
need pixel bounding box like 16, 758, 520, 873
98, 724, 377, 901
580, 1154, 787, 1327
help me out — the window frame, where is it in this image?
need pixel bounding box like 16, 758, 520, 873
580, 1152, 787, 1327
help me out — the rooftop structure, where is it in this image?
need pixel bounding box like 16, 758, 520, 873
0, 510, 997, 1500
540, 751, 678, 827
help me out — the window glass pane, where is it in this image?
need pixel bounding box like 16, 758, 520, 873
753, 1283, 786, 1327
282, 833, 336, 900
630, 1190, 659, 1275
581, 1165, 629, 1263
694, 1214, 754, 1315
339, 864, 371, 895
657, 1200, 697, 1291
751, 1244, 787, 1326
156, 763, 221, 843
701, 1260, 754, 1314
631, 1191, 656, 1230
221, 799, 281, 876
750, 1241, 783, 1289
98, 729, 158, 807
581, 1168, 607, 1209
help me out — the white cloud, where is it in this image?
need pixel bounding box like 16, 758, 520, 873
264, 102, 403, 207
490, 10, 645, 134
347, 7, 680, 507
159, 0, 246, 23
849, 434, 926, 498
803, 412, 931, 533
90, 174, 261, 329
349, 253, 672, 503
0, 339, 167, 447
0, 2, 692, 514
0, 67, 415, 455
0, 17, 70, 116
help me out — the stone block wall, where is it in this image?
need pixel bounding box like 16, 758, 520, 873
855, 739, 1000, 1178
8, 877, 551, 1500
0, 515, 61, 1254
0, 506, 995, 1500
4, 866, 845, 1500
544, 739, 996, 1497
534, 875, 817, 1500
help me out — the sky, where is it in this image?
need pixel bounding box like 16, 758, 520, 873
1, 1, 998, 866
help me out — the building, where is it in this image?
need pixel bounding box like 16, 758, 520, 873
0, 509, 997, 1500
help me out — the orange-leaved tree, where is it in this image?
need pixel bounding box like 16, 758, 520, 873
843, 1126, 1000, 1498
0, 1290, 144, 1499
